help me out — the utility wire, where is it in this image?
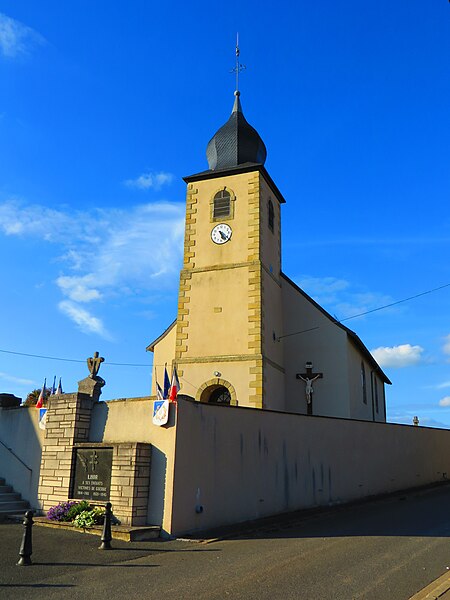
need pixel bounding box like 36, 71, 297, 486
277, 281, 450, 341
338, 281, 450, 323
2, 281, 450, 363
0, 348, 152, 368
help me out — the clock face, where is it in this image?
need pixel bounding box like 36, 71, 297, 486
211, 223, 232, 245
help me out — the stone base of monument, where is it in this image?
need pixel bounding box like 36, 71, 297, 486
27, 517, 161, 542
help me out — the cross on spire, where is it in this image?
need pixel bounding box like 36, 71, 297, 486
231, 33, 246, 93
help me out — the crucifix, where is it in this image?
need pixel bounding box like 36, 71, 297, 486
89, 451, 99, 471
296, 362, 323, 416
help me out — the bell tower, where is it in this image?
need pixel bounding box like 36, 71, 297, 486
175, 90, 286, 409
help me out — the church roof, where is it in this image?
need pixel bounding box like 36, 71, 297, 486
146, 319, 176, 352
205, 92, 267, 170
280, 273, 392, 385
183, 162, 286, 204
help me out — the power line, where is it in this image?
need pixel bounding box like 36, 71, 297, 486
277, 281, 450, 341
277, 326, 319, 341
339, 281, 450, 323
3, 281, 450, 364
0, 348, 152, 368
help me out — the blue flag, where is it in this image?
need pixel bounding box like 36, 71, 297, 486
163, 366, 171, 399
51, 376, 56, 395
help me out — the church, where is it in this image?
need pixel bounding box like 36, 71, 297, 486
148, 89, 390, 422
5, 82, 450, 539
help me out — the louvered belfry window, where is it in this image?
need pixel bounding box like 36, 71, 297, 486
213, 189, 231, 218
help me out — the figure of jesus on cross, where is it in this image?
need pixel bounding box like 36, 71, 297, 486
296, 362, 323, 416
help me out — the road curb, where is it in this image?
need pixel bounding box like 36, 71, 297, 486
409, 571, 450, 599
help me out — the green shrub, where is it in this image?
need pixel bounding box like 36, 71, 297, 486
73, 507, 105, 529
66, 500, 91, 521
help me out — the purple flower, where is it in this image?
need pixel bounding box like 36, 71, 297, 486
47, 501, 77, 521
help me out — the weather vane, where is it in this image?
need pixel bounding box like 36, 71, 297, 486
231, 33, 246, 93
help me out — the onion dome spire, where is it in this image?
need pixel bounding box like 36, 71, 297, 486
206, 91, 267, 170
206, 37, 267, 170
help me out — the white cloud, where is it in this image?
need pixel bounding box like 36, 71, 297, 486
58, 301, 111, 339
56, 275, 102, 303
443, 335, 450, 356
0, 372, 35, 386
435, 381, 450, 390
0, 198, 185, 336
124, 172, 174, 191
296, 276, 350, 294
295, 275, 393, 320
0, 200, 89, 241
370, 344, 424, 368
0, 13, 45, 58
439, 397, 450, 407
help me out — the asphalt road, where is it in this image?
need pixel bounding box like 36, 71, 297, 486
2, 485, 450, 600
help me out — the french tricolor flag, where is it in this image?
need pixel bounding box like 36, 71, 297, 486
169, 367, 180, 402
163, 365, 171, 400
36, 378, 46, 409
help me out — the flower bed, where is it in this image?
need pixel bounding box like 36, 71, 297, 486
46, 500, 106, 528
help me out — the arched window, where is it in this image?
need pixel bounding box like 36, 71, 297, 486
374, 378, 379, 413
208, 386, 231, 405
361, 361, 367, 404
213, 190, 231, 219
268, 199, 274, 232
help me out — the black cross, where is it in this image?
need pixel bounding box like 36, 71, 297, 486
89, 451, 99, 471
296, 362, 323, 416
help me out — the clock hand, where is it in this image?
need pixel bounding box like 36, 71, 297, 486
219, 230, 227, 240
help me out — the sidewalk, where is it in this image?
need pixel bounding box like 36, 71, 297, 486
410, 572, 450, 599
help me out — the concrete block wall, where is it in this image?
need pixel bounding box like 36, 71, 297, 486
171, 399, 450, 535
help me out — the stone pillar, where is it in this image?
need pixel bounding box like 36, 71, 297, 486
37, 376, 104, 512
109, 443, 152, 526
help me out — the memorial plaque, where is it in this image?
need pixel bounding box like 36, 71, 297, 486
72, 447, 113, 502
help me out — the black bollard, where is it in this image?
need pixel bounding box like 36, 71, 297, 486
17, 510, 34, 566
99, 502, 113, 550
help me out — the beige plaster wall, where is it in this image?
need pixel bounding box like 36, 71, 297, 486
263, 362, 285, 411
174, 169, 265, 408
184, 267, 251, 357
89, 398, 177, 535
171, 399, 450, 535
281, 278, 350, 416
347, 342, 375, 421
177, 360, 260, 408
347, 341, 386, 422
151, 323, 177, 396
0, 406, 44, 508
259, 176, 281, 276
189, 172, 255, 270
261, 269, 284, 372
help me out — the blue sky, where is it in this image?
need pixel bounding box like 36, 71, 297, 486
0, 1, 449, 426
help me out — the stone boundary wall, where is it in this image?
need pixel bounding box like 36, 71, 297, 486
89, 397, 177, 534
171, 399, 450, 535
0, 406, 44, 507
74, 442, 151, 526
38, 392, 96, 512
